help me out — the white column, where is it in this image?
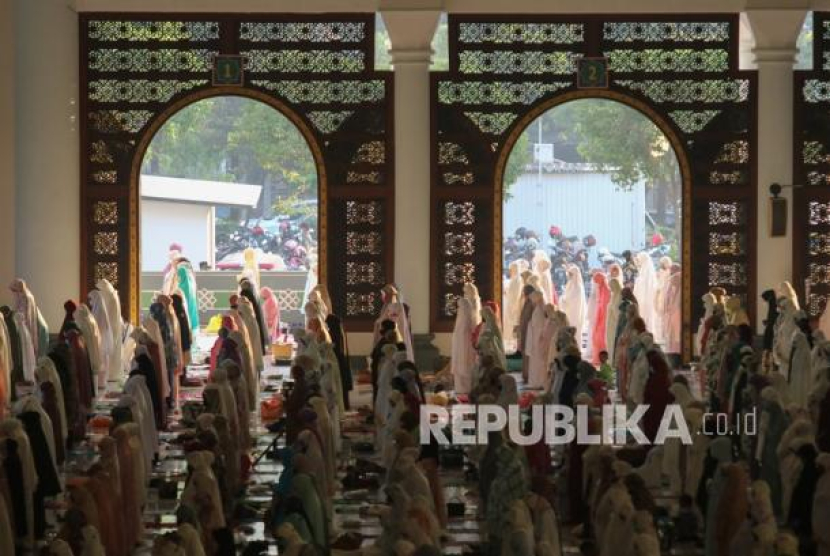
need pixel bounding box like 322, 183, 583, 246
747, 8, 806, 330
0, 0, 15, 307
383, 8, 440, 335
15, 0, 80, 327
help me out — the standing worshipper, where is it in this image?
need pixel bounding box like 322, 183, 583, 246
621, 250, 638, 287
790, 311, 815, 408
477, 305, 507, 372
605, 272, 623, 362
9, 279, 48, 357
641, 345, 673, 442
0, 315, 11, 416
662, 263, 683, 356
614, 290, 640, 398
88, 290, 115, 387
696, 292, 717, 358
260, 286, 280, 344
653, 256, 673, 342
12, 310, 36, 384
560, 265, 587, 353
374, 285, 413, 361
518, 284, 537, 382
312, 285, 353, 410
503, 260, 528, 350
590, 272, 611, 365
239, 278, 267, 351
464, 282, 483, 326
451, 298, 477, 395
535, 255, 557, 306
74, 302, 104, 393
632, 252, 658, 332
170, 294, 192, 371
96, 279, 123, 382
526, 291, 548, 388
163, 245, 200, 336
761, 289, 779, 372
775, 294, 801, 380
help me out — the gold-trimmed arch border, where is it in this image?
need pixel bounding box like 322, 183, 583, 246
492, 88, 694, 361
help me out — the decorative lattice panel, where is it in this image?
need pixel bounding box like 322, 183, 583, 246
80, 15, 392, 328
432, 15, 757, 358
795, 13, 830, 317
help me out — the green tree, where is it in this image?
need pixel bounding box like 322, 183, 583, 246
503, 133, 532, 200
796, 12, 814, 70
142, 98, 238, 182
503, 99, 682, 247
228, 100, 318, 221
141, 96, 318, 228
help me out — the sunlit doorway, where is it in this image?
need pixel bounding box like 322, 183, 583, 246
501, 98, 683, 358
139, 95, 319, 335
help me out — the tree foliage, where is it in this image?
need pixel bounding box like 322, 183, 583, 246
141, 96, 317, 223
796, 11, 813, 70
503, 133, 531, 200
552, 100, 680, 192
503, 98, 682, 242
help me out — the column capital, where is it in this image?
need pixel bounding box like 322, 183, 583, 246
745, 7, 807, 54
388, 47, 433, 67
381, 7, 441, 67
745, 8, 806, 69
753, 46, 799, 66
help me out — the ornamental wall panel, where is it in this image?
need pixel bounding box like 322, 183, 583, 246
432, 15, 757, 360
795, 13, 830, 318
80, 15, 393, 329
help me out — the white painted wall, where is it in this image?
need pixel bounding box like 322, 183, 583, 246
0, 0, 15, 308
14, 0, 79, 328
504, 172, 648, 256
385, 9, 441, 335
748, 7, 806, 330
141, 200, 213, 271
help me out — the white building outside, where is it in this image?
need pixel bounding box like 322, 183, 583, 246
503, 162, 647, 265
140, 174, 262, 271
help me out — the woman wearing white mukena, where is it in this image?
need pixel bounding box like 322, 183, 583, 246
451, 297, 477, 395
560, 265, 587, 353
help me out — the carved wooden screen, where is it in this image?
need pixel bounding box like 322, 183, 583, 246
432, 15, 757, 358
80, 14, 393, 329
794, 12, 830, 317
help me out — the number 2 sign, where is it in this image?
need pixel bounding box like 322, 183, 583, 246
577, 57, 609, 89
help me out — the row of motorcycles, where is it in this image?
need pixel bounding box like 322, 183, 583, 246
216, 221, 311, 270
503, 228, 672, 289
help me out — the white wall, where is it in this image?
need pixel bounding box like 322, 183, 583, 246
14, 0, 79, 327
504, 172, 647, 256
141, 200, 212, 271
0, 0, 15, 308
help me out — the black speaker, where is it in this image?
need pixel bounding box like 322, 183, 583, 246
770, 197, 787, 237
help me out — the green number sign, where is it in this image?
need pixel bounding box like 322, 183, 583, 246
213, 55, 245, 86
577, 57, 609, 89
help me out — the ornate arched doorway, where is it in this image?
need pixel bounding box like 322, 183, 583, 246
430, 14, 757, 362
129, 88, 327, 324
80, 15, 394, 329
493, 90, 692, 355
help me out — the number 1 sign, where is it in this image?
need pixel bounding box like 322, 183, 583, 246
213, 55, 245, 87
577, 57, 609, 89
